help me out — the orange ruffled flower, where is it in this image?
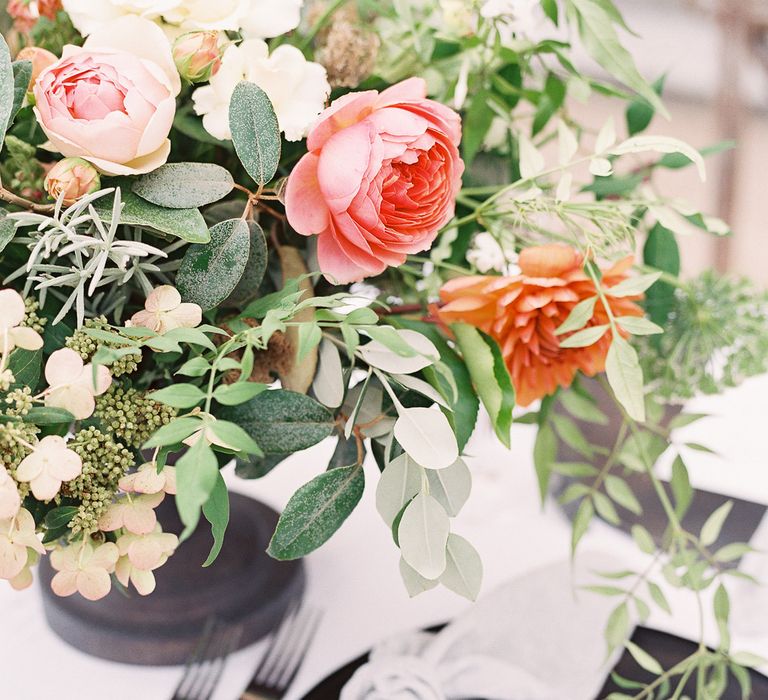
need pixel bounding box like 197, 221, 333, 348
437, 244, 644, 407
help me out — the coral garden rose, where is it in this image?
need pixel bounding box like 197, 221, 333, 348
285, 77, 464, 284
33, 16, 181, 176
437, 244, 644, 406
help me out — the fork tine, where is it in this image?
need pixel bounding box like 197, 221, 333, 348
274, 609, 323, 692
171, 617, 217, 700
197, 624, 243, 700
179, 622, 229, 700
251, 602, 300, 685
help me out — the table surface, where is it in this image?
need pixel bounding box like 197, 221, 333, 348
2, 374, 768, 700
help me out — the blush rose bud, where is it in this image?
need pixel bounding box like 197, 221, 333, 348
15, 46, 58, 90
173, 32, 222, 84
44, 158, 101, 205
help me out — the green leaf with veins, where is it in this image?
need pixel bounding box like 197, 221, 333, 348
229, 81, 281, 185
177, 218, 251, 311
268, 465, 365, 560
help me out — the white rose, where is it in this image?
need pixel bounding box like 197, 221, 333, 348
62, 0, 181, 35
240, 0, 303, 39
192, 39, 330, 142
162, 0, 251, 31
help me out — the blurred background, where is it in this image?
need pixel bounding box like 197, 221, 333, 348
572, 0, 768, 282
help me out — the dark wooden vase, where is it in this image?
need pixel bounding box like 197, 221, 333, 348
552, 378, 765, 551
38, 494, 305, 665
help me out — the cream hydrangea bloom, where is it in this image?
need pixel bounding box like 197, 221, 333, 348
116, 525, 178, 595
98, 492, 164, 535
0, 509, 45, 583
128, 285, 202, 334
0, 468, 21, 520
50, 540, 119, 601
192, 39, 330, 142
0, 289, 44, 353
44, 348, 112, 420
119, 463, 177, 495
15, 436, 83, 501
9, 550, 40, 591
118, 525, 178, 570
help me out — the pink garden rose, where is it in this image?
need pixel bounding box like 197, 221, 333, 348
285, 78, 464, 284
33, 16, 181, 176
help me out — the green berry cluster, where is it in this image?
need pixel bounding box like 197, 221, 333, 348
95, 385, 178, 449
66, 316, 142, 377
5, 387, 33, 417
63, 427, 135, 535
0, 421, 38, 472
20, 297, 47, 334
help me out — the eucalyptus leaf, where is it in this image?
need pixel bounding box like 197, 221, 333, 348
312, 340, 345, 408
399, 557, 439, 597
398, 493, 450, 580
391, 319, 479, 451
177, 218, 251, 311
359, 329, 439, 374
0, 34, 13, 142
440, 534, 483, 601
218, 389, 334, 454
376, 453, 424, 526
268, 465, 364, 560
394, 407, 458, 470
224, 221, 268, 307
0, 208, 15, 253
94, 190, 210, 244
11, 60, 32, 123
133, 163, 235, 209
229, 81, 281, 185
426, 458, 471, 517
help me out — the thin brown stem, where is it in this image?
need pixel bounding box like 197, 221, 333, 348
0, 187, 55, 214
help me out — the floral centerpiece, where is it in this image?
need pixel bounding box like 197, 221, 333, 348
1, 0, 767, 693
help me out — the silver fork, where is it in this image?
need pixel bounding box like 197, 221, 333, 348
171, 618, 244, 700
239, 605, 323, 700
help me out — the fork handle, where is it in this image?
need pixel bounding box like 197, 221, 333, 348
239, 691, 275, 700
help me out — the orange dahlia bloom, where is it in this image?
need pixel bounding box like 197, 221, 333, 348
437, 244, 644, 406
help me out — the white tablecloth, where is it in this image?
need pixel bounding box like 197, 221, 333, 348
2, 375, 768, 700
